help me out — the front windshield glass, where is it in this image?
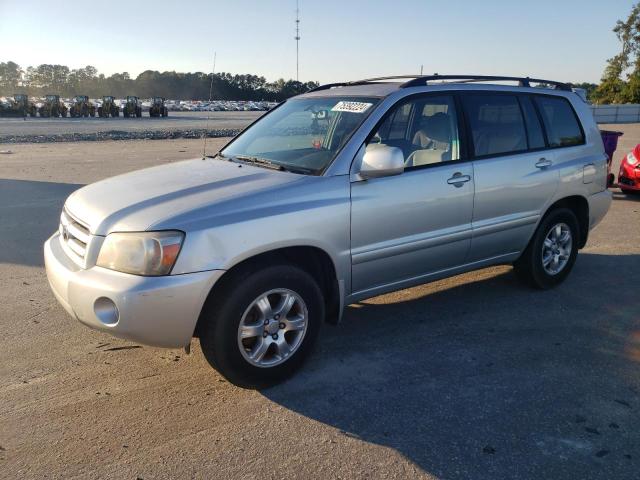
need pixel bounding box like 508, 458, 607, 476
221, 96, 380, 174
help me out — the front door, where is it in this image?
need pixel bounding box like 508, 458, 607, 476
350, 94, 474, 295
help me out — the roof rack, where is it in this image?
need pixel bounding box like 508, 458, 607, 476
307, 75, 424, 92
307, 74, 572, 93
401, 75, 572, 91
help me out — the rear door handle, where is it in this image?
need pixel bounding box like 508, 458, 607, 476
447, 172, 471, 187
535, 158, 553, 169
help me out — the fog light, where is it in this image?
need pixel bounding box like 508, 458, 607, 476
94, 297, 119, 326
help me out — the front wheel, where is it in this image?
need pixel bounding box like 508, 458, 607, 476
199, 264, 324, 389
514, 208, 579, 289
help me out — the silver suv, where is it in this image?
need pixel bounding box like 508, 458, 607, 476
45, 75, 611, 388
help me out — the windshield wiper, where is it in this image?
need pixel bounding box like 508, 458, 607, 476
213, 153, 314, 175
233, 155, 286, 171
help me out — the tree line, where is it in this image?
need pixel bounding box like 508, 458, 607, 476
0, 62, 319, 101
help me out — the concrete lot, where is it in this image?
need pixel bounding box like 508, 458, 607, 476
0, 111, 262, 142
1, 126, 639, 479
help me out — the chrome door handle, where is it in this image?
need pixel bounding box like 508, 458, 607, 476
447, 172, 471, 187
535, 158, 553, 169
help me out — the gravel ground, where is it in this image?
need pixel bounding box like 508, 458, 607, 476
1, 127, 639, 479
0, 111, 262, 143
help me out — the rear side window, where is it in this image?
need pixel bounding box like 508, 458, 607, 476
533, 96, 584, 147
519, 96, 546, 149
462, 94, 527, 157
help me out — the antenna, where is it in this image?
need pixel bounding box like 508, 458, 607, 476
420, 65, 423, 75
202, 52, 217, 159
295, 0, 300, 82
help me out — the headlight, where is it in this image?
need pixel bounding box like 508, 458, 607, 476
96, 231, 184, 276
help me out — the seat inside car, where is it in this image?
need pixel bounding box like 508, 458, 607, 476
472, 124, 526, 156
405, 112, 453, 167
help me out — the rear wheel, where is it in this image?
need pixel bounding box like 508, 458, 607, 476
514, 208, 579, 289
199, 264, 324, 389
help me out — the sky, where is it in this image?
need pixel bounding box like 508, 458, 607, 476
0, 0, 634, 84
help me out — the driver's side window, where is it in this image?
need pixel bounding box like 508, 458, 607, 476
368, 95, 460, 169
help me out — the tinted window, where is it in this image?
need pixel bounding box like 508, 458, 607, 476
534, 96, 584, 147
369, 95, 460, 168
520, 96, 546, 149
462, 94, 527, 157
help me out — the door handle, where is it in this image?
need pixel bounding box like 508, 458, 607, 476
535, 158, 553, 169
447, 172, 471, 187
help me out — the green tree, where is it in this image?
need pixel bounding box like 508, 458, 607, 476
593, 3, 640, 104
0, 61, 22, 92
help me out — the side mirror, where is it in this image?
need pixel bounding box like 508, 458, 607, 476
358, 144, 404, 179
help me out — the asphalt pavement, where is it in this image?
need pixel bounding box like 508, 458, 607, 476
0, 129, 639, 479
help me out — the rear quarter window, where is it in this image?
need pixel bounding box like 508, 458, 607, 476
533, 96, 584, 148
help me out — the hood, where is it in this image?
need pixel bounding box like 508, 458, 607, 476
65, 158, 303, 235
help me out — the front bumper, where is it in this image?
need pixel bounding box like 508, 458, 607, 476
44, 232, 223, 348
619, 162, 640, 190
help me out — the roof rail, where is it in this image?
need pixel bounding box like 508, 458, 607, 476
400, 75, 572, 91
307, 75, 572, 93
307, 75, 424, 92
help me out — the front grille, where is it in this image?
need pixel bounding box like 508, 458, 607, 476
59, 208, 91, 262
619, 176, 635, 186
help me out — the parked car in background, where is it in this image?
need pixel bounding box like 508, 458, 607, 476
618, 144, 640, 195
45, 75, 610, 389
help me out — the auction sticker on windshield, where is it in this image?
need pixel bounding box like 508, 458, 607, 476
331, 101, 373, 113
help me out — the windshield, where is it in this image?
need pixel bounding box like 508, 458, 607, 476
221, 96, 380, 174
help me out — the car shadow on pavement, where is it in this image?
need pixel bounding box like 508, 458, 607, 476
0, 179, 83, 267
263, 253, 640, 479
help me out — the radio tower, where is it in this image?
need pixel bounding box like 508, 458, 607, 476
295, 0, 300, 82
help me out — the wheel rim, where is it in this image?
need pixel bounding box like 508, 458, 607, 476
237, 288, 308, 368
541, 222, 572, 275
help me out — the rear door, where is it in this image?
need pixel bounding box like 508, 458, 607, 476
462, 92, 559, 262
350, 94, 474, 295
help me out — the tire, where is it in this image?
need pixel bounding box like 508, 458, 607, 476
514, 208, 580, 289
199, 264, 324, 389
136, 107, 142, 118
98, 107, 103, 117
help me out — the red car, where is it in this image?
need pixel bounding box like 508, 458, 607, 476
619, 144, 640, 195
